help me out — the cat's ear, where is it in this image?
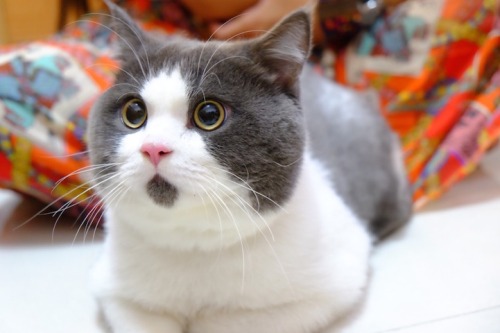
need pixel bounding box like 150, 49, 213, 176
104, 0, 151, 60
250, 8, 312, 91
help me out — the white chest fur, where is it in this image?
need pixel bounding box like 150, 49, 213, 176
91, 156, 372, 332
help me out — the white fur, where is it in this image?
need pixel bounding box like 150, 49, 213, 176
91, 70, 372, 333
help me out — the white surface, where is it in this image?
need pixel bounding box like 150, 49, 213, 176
1, 149, 500, 333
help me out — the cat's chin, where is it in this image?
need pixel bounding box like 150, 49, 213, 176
146, 174, 179, 207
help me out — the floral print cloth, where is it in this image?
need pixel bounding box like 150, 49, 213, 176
0, 19, 118, 213
0, 0, 498, 214
329, 0, 500, 207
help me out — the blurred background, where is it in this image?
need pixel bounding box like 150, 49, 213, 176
0, 0, 105, 44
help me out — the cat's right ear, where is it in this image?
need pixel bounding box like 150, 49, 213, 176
104, 0, 150, 60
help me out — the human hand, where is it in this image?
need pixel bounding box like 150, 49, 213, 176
180, 0, 258, 21
208, 0, 318, 40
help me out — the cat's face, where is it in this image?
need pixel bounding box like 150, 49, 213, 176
88, 4, 311, 223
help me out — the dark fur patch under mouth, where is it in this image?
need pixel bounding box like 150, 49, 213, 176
146, 175, 178, 207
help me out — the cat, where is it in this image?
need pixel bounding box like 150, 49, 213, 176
87, 2, 412, 332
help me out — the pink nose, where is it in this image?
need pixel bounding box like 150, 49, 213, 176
140, 143, 172, 166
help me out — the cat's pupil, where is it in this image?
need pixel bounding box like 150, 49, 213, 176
126, 101, 146, 125
198, 103, 220, 126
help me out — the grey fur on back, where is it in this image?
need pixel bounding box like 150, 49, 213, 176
300, 66, 412, 238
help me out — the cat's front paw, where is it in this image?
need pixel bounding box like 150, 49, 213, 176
99, 297, 183, 333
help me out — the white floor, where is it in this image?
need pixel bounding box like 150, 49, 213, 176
1, 148, 500, 333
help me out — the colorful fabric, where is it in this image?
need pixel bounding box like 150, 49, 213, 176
116, 0, 198, 35
321, 0, 500, 207
318, 0, 407, 50
0, 19, 118, 213
0, 0, 499, 214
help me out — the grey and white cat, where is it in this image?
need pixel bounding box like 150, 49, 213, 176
88, 2, 412, 333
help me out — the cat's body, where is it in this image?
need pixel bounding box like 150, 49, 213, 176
88, 3, 411, 332
301, 66, 411, 238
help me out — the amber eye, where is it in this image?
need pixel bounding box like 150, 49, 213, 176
121, 98, 147, 129
193, 100, 226, 131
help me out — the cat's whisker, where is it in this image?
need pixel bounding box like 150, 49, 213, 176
13, 170, 110, 231
90, 179, 131, 244
203, 164, 261, 209
53, 162, 119, 191
84, 62, 142, 88
201, 72, 222, 89
196, 173, 295, 296
65, 193, 101, 234
240, 150, 303, 169
268, 156, 303, 168
203, 176, 295, 297
112, 67, 142, 87
112, 65, 142, 87
91, 183, 128, 245
212, 155, 296, 209
105, 180, 130, 210
196, 12, 253, 78
95, 184, 128, 240
240, 164, 258, 210
199, 86, 207, 102
219, 187, 271, 244
197, 183, 225, 255
204, 164, 287, 213
52, 166, 103, 194
53, 161, 121, 231
53, 171, 120, 217
51, 193, 101, 241
73, 18, 148, 80
92, 12, 153, 79
112, 82, 142, 91
91, 173, 127, 209
81, 184, 118, 244
115, 91, 136, 103
74, 175, 122, 244
51, 170, 122, 228
91, 210, 105, 243
80, 197, 104, 244
38, 150, 90, 160
51, 191, 97, 222
200, 55, 253, 87
196, 182, 234, 277
199, 29, 265, 86
206, 185, 247, 293
52, 196, 102, 240
83, 178, 127, 243
202, 173, 275, 242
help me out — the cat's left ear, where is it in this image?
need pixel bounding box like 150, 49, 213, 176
104, 0, 152, 61
249, 8, 312, 92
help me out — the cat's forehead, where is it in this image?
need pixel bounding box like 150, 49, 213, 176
115, 39, 263, 112
140, 68, 188, 119
121, 39, 243, 81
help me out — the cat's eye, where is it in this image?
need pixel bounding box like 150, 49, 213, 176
193, 100, 226, 131
121, 98, 147, 129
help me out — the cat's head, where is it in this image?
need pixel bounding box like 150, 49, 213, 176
88, 2, 311, 244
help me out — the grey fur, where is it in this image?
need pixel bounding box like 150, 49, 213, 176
147, 175, 178, 207
301, 66, 412, 238
88, 2, 411, 238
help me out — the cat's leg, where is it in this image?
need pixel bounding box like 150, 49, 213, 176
370, 135, 413, 239
99, 297, 184, 333
190, 298, 354, 333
